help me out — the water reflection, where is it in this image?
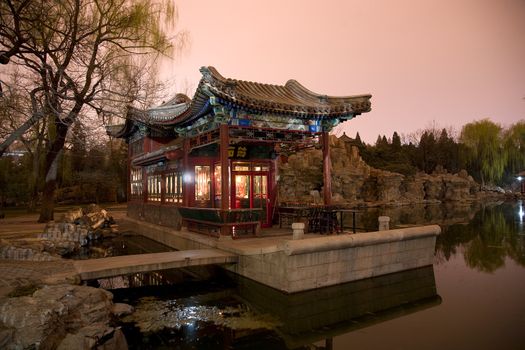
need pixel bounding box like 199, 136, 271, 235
350, 202, 480, 231
353, 201, 525, 273
235, 266, 440, 349
436, 202, 525, 272
85, 201, 524, 348
116, 266, 440, 349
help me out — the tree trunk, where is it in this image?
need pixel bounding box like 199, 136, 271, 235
0, 111, 43, 157
27, 153, 40, 213
27, 122, 46, 213
38, 121, 69, 222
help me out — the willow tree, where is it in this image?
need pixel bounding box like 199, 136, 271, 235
460, 119, 507, 186
504, 120, 525, 175
0, 0, 186, 221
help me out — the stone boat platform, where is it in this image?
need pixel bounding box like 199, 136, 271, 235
121, 217, 441, 293
0, 207, 440, 295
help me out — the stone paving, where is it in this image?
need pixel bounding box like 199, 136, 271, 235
0, 205, 127, 298
0, 260, 76, 297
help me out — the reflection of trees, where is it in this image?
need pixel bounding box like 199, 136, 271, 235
436, 203, 525, 272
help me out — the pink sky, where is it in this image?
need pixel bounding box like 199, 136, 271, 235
162, 0, 525, 143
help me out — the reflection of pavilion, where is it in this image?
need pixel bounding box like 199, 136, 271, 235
235, 266, 441, 349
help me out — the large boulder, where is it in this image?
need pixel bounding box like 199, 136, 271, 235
0, 284, 130, 349
0, 238, 59, 262
442, 174, 472, 201
39, 205, 119, 256
376, 170, 404, 202
401, 176, 425, 202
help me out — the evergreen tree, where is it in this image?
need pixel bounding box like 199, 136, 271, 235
417, 131, 437, 173
392, 131, 401, 151
355, 132, 363, 146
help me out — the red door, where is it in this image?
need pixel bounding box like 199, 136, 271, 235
232, 171, 270, 227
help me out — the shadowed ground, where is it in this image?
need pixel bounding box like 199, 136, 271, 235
0, 204, 127, 297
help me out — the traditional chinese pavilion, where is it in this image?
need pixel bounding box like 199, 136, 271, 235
108, 67, 371, 237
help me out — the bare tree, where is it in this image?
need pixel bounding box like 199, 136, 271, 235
0, 0, 187, 221
0, 70, 48, 211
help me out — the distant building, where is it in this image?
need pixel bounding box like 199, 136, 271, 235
2, 150, 27, 158
107, 66, 371, 237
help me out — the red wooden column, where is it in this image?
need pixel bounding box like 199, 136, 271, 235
182, 138, 190, 207
219, 123, 231, 236
220, 123, 230, 210
322, 131, 332, 205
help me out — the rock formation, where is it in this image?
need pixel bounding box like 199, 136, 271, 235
278, 135, 484, 206
0, 284, 131, 349
0, 205, 119, 260
39, 204, 119, 256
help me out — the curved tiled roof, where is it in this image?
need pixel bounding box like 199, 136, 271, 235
105, 118, 138, 139
108, 66, 372, 136
198, 66, 371, 117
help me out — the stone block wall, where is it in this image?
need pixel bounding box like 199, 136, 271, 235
127, 202, 183, 229
0, 244, 57, 261
122, 217, 440, 293
226, 225, 440, 293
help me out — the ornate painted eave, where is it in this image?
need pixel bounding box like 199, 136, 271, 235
198, 66, 371, 117
105, 118, 138, 139
108, 67, 372, 134
107, 101, 189, 140
145, 94, 192, 126
131, 144, 182, 166
125, 94, 192, 127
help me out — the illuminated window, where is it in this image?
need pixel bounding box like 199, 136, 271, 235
232, 162, 269, 172
233, 162, 250, 171
195, 166, 211, 201
130, 168, 143, 198
147, 174, 162, 202
165, 172, 183, 203
253, 164, 269, 171
214, 165, 221, 197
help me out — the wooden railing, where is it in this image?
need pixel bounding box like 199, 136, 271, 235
178, 207, 262, 238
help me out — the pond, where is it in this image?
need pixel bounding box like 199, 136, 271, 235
91, 201, 525, 349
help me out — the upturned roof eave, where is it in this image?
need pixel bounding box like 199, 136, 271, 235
198, 66, 372, 119
111, 66, 372, 132
106, 118, 138, 139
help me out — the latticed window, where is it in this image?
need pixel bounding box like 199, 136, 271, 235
147, 174, 162, 202
130, 168, 143, 199
195, 165, 211, 201
165, 171, 183, 203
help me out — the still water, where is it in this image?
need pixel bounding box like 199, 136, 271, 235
93, 201, 525, 349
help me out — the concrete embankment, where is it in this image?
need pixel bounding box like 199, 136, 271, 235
124, 217, 440, 293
